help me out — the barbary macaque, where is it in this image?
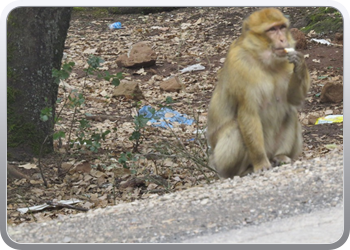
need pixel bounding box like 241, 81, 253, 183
207, 8, 310, 178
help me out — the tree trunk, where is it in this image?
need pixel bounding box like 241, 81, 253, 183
7, 7, 72, 161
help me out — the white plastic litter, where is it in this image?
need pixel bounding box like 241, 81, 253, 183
311, 38, 333, 46
17, 199, 82, 214
180, 64, 205, 73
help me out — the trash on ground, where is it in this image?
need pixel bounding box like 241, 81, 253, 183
311, 38, 333, 46
139, 105, 194, 128
315, 115, 343, 125
109, 22, 124, 30
17, 199, 84, 214
180, 64, 205, 73
18, 163, 37, 170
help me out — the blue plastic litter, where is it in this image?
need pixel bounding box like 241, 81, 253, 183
109, 22, 123, 29
139, 105, 194, 128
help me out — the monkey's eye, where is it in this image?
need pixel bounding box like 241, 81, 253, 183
267, 27, 277, 32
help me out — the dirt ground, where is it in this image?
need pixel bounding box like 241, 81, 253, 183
7, 7, 343, 225
96, 7, 344, 159
102, 7, 344, 161
300, 42, 343, 158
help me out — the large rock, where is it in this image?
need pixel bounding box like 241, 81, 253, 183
320, 81, 343, 103
113, 80, 144, 100
290, 28, 307, 50
116, 42, 156, 68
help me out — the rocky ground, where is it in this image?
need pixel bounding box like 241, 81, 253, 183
7, 7, 343, 226
7, 152, 343, 243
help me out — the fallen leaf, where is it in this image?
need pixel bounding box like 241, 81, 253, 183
324, 144, 337, 150
83, 48, 97, 54
97, 176, 106, 186
62, 162, 75, 171
147, 183, 158, 190
76, 162, 92, 174
99, 90, 108, 97
181, 23, 191, 29
194, 18, 202, 25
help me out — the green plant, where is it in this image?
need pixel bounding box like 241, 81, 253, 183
73, 118, 110, 153
129, 101, 155, 153
101, 71, 124, 87
52, 62, 75, 84
118, 152, 138, 175
158, 96, 175, 109
153, 111, 216, 183
52, 56, 119, 153
319, 7, 338, 14
38, 55, 123, 183
301, 7, 343, 34
165, 96, 175, 104
87, 55, 124, 86
40, 98, 52, 122
73, 7, 86, 11
118, 152, 134, 168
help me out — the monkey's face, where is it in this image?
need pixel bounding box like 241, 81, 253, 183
266, 24, 291, 57
242, 8, 296, 63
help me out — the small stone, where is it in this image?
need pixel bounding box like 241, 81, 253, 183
160, 77, 183, 92
116, 41, 156, 68
113, 80, 144, 100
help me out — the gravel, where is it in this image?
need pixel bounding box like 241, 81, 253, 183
7, 152, 343, 243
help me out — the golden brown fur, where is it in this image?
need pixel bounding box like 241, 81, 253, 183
207, 8, 310, 178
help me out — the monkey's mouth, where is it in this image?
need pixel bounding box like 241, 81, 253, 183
274, 48, 287, 57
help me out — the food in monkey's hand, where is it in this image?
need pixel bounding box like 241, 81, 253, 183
284, 48, 295, 53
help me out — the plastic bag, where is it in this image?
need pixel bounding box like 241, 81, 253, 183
139, 105, 194, 128
109, 22, 123, 30
180, 64, 205, 73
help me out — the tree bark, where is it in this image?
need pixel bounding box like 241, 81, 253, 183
7, 7, 72, 161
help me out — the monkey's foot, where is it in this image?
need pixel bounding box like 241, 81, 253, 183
271, 155, 291, 167
253, 163, 272, 174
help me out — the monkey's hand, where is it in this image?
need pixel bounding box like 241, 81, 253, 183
286, 51, 307, 76
286, 50, 310, 106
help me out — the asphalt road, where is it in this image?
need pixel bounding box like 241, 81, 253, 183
182, 205, 344, 243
